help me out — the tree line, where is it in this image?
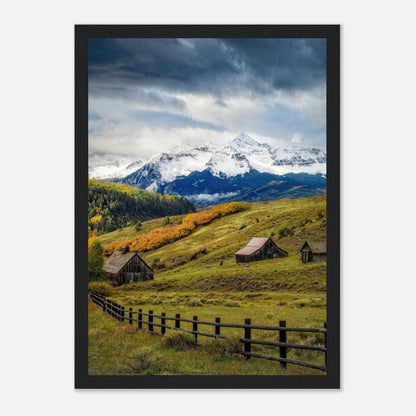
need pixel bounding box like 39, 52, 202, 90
103, 202, 247, 256
88, 180, 196, 234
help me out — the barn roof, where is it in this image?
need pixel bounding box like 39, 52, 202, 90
300, 241, 327, 254
235, 237, 271, 256
103, 251, 137, 274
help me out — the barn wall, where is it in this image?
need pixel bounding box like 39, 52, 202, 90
236, 240, 287, 263
312, 254, 327, 262
116, 255, 154, 286
274, 247, 288, 258
301, 249, 313, 263
108, 273, 118, 286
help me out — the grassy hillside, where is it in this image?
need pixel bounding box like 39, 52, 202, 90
91, 195, 327, 375
101, 202, 247, 255
96, 194, 327, 293
88, 298, 325, 375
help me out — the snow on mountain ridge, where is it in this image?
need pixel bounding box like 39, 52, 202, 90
206, 149, 252, 178
91, 133, 326, 185
88, 153, 144, 179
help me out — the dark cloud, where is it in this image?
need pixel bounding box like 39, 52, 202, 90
89, 81, 187, 111
88, 38, 326, 99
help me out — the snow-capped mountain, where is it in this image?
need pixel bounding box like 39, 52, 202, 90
227, 133, 326, 175
121, 133, 326, 190
88, 153, 144, 180
124, 144, 217, 191
205, 146, 252, 178
89, 134, 326, 204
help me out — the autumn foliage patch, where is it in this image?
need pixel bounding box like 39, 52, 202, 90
104, 202, 246, 257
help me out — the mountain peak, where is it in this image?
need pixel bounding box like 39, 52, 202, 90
232, 132, 259, 146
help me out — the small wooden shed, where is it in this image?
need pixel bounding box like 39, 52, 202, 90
104, 245, 154, 286
235, 237, 288, 263
300, 241, 327, 263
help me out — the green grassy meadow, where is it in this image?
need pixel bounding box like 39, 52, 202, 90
90, 194, 327, 375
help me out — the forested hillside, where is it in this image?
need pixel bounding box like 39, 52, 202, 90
88, 180, 195, 234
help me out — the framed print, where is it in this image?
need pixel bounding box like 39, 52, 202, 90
75, 25, 340, 388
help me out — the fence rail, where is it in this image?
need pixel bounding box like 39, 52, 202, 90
89, 291, 327, 372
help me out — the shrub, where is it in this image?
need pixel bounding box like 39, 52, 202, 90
293, 347, 320, 361
190, 247, 207, 260
151, 258, 165, 270
104, 202, 246, 254
103, 239, 133, 258
224, 301, 240, 307
88, 281, 113, 296
204, 335, 242, 360
316, 207, 326, 220
297, 218, 311, 227
186, 299, 203, 307
125, 347, 164, 375
239, 224, 247, 230
135, 220, 142, 231
162, 216, 171, 226
162, 332, 197, 351
277, 224, 295, 238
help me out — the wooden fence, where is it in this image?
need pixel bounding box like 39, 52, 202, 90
89, 291, 327, 372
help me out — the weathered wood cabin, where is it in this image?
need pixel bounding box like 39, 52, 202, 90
235, 237, 288, 263
103, 245, 154, 287
300, 241, 327, 263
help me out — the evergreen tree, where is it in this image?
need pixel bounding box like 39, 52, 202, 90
88, 240, 107, 282
88, 180, 195, 234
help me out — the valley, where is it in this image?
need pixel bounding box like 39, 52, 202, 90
89, 195, 327, 375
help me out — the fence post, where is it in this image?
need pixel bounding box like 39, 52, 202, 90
149, 310, 154, 333
193, 316, 198, 343
175, 314, 180, 330
244, 318, 251, 359
129, 308, 133, 325
121, 306, 125, 322
324, 322, 327, 368
138, 309, 142, 330
279, 320, 287, 369
161, 313, 166, 335
109, 301, 113, 318
103, 299, 107, 313
215, 317, 221, 337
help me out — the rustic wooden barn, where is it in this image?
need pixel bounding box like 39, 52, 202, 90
235, 237, 288, 263
103, 245, 154, 287
300, 241, 327, 263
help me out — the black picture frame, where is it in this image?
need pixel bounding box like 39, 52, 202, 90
75, 24, 340, 389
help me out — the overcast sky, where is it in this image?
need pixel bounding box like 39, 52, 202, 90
88, 38, 326, 157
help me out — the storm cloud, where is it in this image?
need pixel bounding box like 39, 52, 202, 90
88, 38, 326, 157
